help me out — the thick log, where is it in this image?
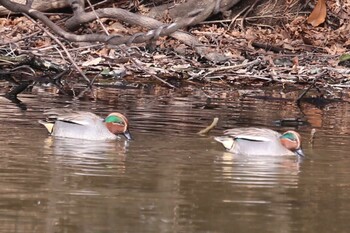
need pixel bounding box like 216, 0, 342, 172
0, 0, 69, 15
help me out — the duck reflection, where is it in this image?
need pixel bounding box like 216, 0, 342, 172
214, 152, 303, 233
43, 137, 129, 175
218, 152, 302, 187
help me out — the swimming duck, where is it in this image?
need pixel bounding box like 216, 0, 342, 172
214, 128, 304, 156
39, 110, 132, 141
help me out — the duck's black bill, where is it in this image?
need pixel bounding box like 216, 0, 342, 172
295, 148, 305, 157
123, 130, 132, 140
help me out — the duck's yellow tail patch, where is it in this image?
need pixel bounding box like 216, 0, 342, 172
38, 120, 54, 134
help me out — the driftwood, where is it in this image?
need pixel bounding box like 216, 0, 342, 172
197, 117, 219, 135
1, 0, 348, 95
0, 0, 238, 91
148, 0, 241, 26
0, 0, 69, 16
0, 0, 245, 63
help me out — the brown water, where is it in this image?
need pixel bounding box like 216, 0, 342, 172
0, 86, 349, 233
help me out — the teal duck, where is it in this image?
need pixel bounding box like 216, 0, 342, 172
215, 128, 304, 156
39, 110, 132, 141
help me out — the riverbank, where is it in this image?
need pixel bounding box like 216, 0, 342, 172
0, 2, 349, 94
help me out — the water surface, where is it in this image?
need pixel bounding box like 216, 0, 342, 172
0, 86, 349, 233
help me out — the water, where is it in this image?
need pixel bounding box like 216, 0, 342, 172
0, 86, 349, 233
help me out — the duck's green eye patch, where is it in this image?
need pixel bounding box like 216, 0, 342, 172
282, 132, 296, 140
105, 115, 123, 124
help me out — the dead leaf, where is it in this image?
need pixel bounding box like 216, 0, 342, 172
291, 56, 299, 74
35, 37, 51, 48
307, 0, 327, 27
82, 57, 104, 67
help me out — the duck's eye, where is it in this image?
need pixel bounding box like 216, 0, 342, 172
105, 115, 124, 124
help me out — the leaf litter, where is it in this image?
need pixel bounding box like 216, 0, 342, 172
0, 0, 349, 97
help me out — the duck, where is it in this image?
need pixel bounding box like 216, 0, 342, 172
39, 110, 132, 141
214, 128, 304, 156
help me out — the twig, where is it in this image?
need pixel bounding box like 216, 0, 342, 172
296, 71, 325, 104
296, 79, 316, 103
86, 0, 109, 35
329, 84, 350, 88
228, 5, 250, 30
240, 0, 261, 30
23, 13, 91, 85
115, 45, 176, 88
82, 0, 174, 88
309, 128, 316, 145
208, 59, 260, 72
198, 14, 284, 25
202, 59, 261, 78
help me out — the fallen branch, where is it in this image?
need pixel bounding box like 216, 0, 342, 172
198, 117, 219, 135
309, 128, 316, 145
0, 0, 228, 62
296, 70, 326, 104
23, 13, 91, 84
